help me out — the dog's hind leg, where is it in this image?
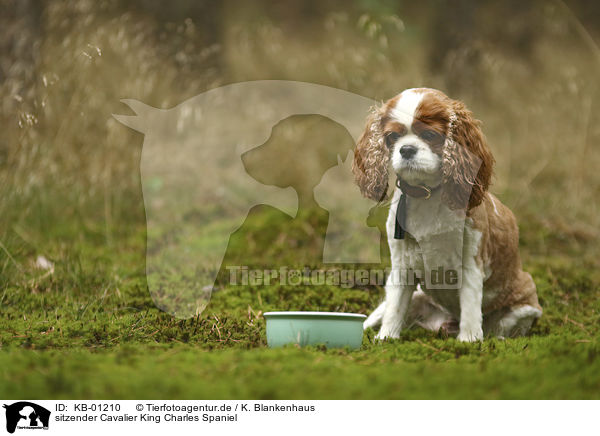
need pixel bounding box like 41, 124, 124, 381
407, 289, 455, 333
494, 305, 542, 338
364, 289, 455, 333
364, 300, 386, 330
488, 271, 542, 338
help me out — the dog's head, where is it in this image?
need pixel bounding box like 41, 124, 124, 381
352, 88, 494, 210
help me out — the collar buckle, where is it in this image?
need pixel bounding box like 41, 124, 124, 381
422, 185, 432, 199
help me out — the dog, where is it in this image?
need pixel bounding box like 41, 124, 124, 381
352, 88, 541, 342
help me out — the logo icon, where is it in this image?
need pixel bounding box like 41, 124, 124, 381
113, 80, 379, 319
3, 402, 50, 434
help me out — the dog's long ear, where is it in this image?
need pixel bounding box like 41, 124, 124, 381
441, 101, 494, 210
352, 106, 389, 201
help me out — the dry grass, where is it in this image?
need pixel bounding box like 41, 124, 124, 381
1, 1, 599, 231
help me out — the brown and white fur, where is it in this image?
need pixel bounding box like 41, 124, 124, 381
352, 88, 541, 341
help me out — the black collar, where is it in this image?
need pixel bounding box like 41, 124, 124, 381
393, 178, 440, 239
395, 178, 440, 199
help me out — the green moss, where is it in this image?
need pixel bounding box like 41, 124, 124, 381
1, 202, 599, 399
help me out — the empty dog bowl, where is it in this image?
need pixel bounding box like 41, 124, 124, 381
263, 311, 367, 349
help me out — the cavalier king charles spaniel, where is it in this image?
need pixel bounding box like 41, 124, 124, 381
352, 88, 541, 342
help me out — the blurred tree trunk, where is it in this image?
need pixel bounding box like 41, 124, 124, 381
0, 0, 42, 108
0, 0, 43, 166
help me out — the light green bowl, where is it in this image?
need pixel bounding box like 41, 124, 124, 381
263, 311, 367, 349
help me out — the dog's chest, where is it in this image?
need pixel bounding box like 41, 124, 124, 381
386, 188, 473, 316
386, 189, 467, 270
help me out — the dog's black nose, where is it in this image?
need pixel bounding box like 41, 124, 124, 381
400, 145, 417, 159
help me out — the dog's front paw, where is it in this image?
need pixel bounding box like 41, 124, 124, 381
375, 325, 401, 341
457, 326, 483, 342
375, 331, 394, 341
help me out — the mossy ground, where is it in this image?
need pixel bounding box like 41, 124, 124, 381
1, 200, 599, 400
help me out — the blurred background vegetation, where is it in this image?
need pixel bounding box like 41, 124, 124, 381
1, 0, 599, 300
2, 0, 600, 399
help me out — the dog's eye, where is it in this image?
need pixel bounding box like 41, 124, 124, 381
420, 130, 442, 142
385, 132, 401, 148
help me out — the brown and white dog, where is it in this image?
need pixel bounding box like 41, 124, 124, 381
352, 88, 541, 341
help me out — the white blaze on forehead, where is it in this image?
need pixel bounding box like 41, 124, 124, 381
389, 89, 424, 127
